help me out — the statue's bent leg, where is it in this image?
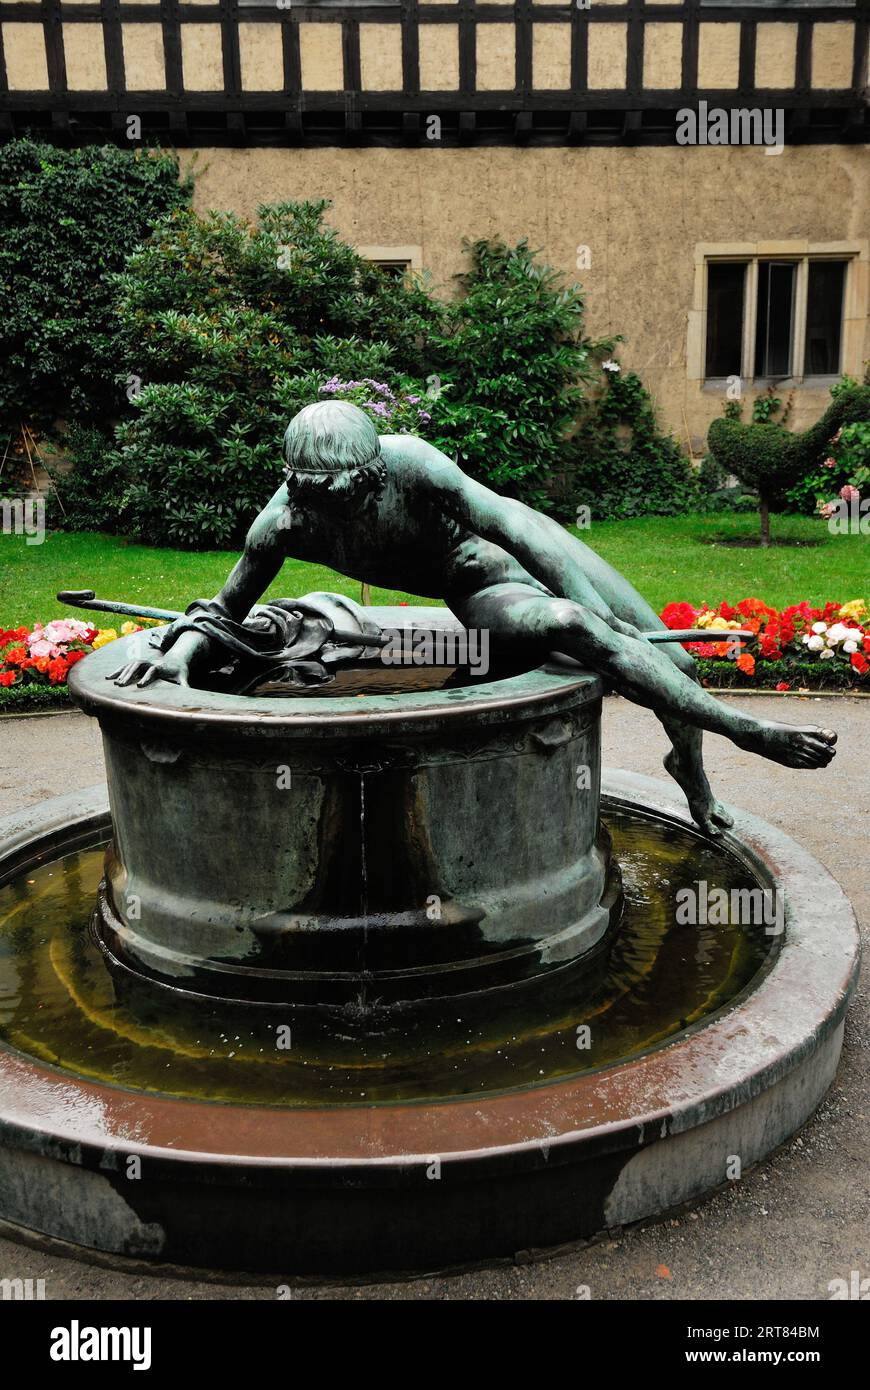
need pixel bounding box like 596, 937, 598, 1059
456, 585, 836, 800
563, 572, 737, 832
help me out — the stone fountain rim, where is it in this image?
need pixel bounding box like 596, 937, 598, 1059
69, 620, 601, 735
0, 770, 859, 1181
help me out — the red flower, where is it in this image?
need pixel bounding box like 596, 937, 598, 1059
736, 653, 756, 676
47, 657, 69, 684
775, 681, 790, 692
660, 602, 697, 630
0, 626, 29, 646
759, 633, 783, 660
65, 649, 86, 669
0, 670, 17, 687
3, 645, 28, 667
851, 652, 869, 676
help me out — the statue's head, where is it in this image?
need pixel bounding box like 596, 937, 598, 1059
283, 401, 386, 510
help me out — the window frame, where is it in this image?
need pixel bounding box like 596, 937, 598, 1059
356, 244, 423, 282
690, 241, 867, 390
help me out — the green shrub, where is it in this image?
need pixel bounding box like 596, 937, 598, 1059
427, 238, 604, 509
551, 365, 698, 521
52, 425, 120, 532
0, 140, 191, 437
102, 200, 442, 547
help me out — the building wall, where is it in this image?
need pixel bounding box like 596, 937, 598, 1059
185, 142, 870, 451
3, 4, 866, 450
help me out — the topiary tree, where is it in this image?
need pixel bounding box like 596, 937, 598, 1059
0, 140, 191, 446
427, 238, 603, 509
87, 200, 443, 547
707, 383, 870, 545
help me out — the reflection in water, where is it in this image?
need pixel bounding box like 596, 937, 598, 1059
0, 810, 772, 1107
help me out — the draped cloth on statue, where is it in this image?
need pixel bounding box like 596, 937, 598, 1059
153, 592, 384, 691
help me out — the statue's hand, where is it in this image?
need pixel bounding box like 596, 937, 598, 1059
109, 648, 192, 689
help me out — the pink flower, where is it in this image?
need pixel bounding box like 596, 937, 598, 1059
818, 502, 836, 519
44, 620, 80, 645
824, 457, 837, 469
839, 484, 860, 502
28, 638, 59, 659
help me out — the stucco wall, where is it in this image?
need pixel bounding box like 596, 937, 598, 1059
184, 144, 870, 452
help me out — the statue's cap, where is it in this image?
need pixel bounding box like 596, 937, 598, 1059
283, 401, 380, 474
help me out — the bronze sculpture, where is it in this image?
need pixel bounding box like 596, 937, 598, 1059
112, 400, 837, 834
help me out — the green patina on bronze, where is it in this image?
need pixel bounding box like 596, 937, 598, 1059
63, 401, 839, 1009
102, 400, 837, 836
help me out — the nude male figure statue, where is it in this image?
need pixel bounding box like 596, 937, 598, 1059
120, 400, 836, 834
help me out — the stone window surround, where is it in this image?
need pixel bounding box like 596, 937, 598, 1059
356, 244, 423, 274
688, 240, 869, 388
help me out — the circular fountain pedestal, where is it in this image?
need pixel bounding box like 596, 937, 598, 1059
0, 613, 859, 1277
70, 613, 622, 1007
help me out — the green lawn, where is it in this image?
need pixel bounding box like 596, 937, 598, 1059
1, 513, 866, 631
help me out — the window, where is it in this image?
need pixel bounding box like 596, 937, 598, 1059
705, 263, 746, 377
371, 259, 412, 282
754, 261, 797, 378
805, 261, 846, 374
356, 245, 422, 281
703, 252, 852, 382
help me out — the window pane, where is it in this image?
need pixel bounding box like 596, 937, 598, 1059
755, 261, 795, 377
804, 261, 846, 375
705, 262, 746, 377
372, 261, 410, 281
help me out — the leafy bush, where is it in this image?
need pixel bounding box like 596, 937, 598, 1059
52, 425, 120, 532
551, 365, 698, 521
427, 239, 603, 508
0, 140, 191, 437
102, 200, 442, 547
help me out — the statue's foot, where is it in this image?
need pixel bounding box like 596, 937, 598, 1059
663, 749, 734, 837
736, 721, 837, 769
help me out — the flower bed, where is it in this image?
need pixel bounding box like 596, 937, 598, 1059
659, 598, 868, 691
2, 599, 867, 712
0, 620, 144, 712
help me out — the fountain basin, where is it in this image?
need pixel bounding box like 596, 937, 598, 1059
69, 615, 621, 1006
0, 770, 858, 1276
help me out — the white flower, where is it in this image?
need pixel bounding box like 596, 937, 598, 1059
819, 648, 835, 661
811, 622, 827, 635
601, 360, 621, 374
806, 634, 825, 652
825, 623, 849, 644
843, 640, 858, 654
